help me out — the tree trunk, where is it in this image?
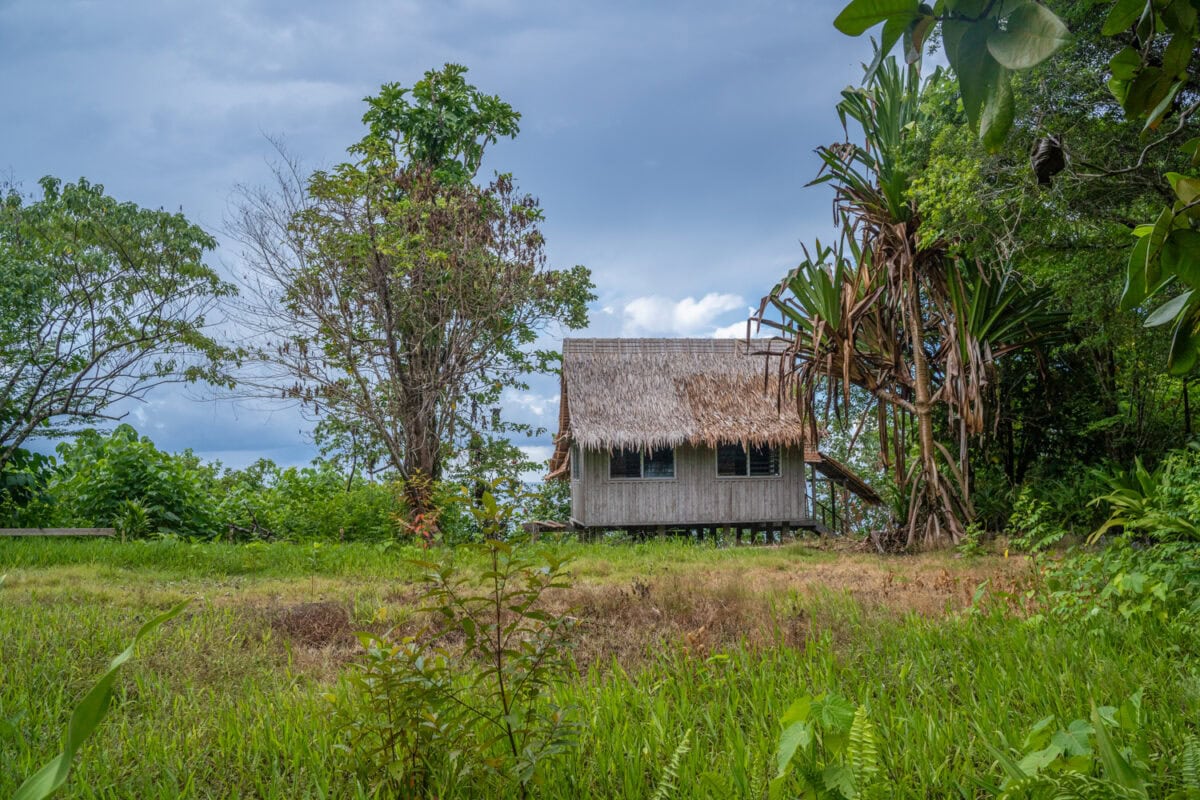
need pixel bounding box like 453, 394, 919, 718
905, 271, 962, 548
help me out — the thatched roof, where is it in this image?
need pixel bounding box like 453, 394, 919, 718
548, 338, 810, 469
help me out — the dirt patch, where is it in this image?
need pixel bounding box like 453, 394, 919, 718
547, 553, 1035, 669
270, 601, 354, 648
241, 553, 1035, 675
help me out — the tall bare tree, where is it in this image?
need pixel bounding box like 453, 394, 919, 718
232, 65, 593, 517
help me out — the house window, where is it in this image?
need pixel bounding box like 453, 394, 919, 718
609, 446, 675, 479
570, 444, 581, 481
717, 443, 780, 477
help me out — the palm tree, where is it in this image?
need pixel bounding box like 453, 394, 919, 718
752, 58, 1063, 548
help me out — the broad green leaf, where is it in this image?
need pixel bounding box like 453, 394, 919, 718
1162, 229, 1200, 286
1117, 690, 1143, 730
1164, 33, 1193, 78
981, 66, 1015, 150
1146, 205, 1176, 284
957, 23, 1004, 133
1122, 66, 1167, 117
781, 695, 813, 726
1167, 172, 1200, 214
1162, 0, 1198, 35
1018, 741, 1065, 775
834, 0, 921, 36
1090, 706, 1149, 795
1182, 137, 1200, 166
775, 721, 812, 776
1145, 79, 1184, 131
813, 693, 857, 733
1169, 306, 1200, 375
1143, 289, 1193, 327
866, 14, 912, 79
1108, 76, 1130, 105
1102, 0, 1146, 35
942, 19, 969, 67
1121, 235, 1151, 311
987, 3, 1070, 69
1109, 46, 1142, 81
822, 764, 857, 797
1021, 715, 1055, 750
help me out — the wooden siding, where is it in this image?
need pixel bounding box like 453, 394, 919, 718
571, 445, 810, 527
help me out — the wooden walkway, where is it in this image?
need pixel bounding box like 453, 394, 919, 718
0, 528, 115, 537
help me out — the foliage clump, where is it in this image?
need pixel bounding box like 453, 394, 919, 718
330, 487, 578, 798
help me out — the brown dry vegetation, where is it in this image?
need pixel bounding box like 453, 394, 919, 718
2, 544, 1033, 680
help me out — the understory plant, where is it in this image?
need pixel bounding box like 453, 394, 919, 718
1090, 450, 1200, 545
772, 693, 882, 799
980, 692, 1200, 799
1040, 541, 1200, 625
331, 484, 578, 798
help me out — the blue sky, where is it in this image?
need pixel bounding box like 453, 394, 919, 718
2, 0, 876, 469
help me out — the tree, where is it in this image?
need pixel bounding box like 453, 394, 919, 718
752, 60, 1062, 547
908, 10, 1194, 481
834, 0, 1200, 375
233, 64, 594, 518
0, 177, 237, 469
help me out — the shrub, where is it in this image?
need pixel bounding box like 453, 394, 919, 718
50, 425, 220, 537
1040, 542, 1200, 626
772, 694, 882, 799
0, 447, 57, 527
1090, 450, 1200, 545
330, 487, 578, 798
1007, 487, 1068, 552
216, 460, 401, 542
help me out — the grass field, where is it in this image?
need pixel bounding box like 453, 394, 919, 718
1, 537, 1196, 798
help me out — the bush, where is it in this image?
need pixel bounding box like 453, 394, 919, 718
330, 488, 578, 798
216, 460, 401, 542
0, 447, 57, 527
1091, 449, 1200, 545
1040, 542, 1200, 626
50, 425, 220, 537
1004, 469, 1108, 552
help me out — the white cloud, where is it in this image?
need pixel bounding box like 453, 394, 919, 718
711, 320, 748, 338
520, 445, 555, 464
502, 389, 557, 417
622, 292, 744, 336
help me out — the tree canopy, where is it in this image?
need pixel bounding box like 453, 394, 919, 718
233, 64, 594, 514
0, 176, 237, 469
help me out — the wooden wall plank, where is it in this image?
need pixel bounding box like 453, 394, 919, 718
574, 444, 812, 527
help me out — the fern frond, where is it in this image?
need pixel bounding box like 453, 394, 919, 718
1000, 771, 1149, 800
1181, 735, 1200, 790
848, 705, 880, 783
650, 728, 692, 800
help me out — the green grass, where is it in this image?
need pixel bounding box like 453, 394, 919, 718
0, 539, 1195, 798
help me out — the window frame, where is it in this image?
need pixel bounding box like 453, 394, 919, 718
715, 442, 782, 479
608, 446, 676, 480
570, 444, 582, 481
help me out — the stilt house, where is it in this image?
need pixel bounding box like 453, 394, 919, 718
547, 338, 881, 536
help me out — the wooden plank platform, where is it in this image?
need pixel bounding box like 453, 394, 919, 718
0, 528, 116, 537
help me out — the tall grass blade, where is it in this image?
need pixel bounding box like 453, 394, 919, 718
12, 601, 190, 800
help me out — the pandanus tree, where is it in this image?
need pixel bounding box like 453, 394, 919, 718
751, 59, 1063, 548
